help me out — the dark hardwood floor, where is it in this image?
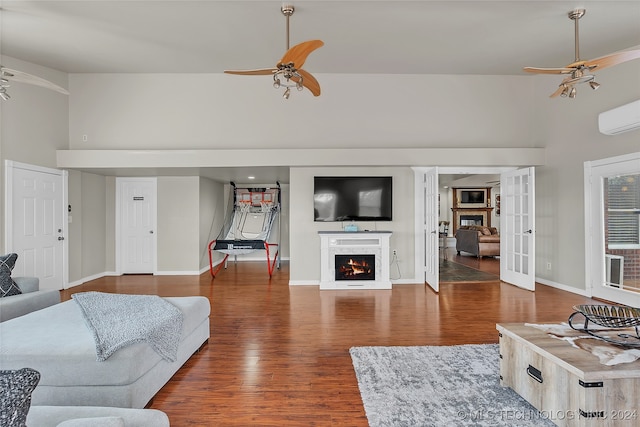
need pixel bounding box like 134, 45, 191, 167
59, 256, 599, 426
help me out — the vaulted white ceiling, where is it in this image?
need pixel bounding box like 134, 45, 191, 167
2, 1, 640, 76
3, 1, 640, 184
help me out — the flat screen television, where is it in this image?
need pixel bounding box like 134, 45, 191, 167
314, 176, 392, 222
461, 190, 485, 204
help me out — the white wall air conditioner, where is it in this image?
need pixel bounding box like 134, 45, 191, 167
605, 254, 624, 288
598, 99, 640, 135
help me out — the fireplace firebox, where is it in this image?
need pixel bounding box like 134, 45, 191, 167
335, 255, 375, 281
460, 215, 483, 226
318, 231, 392, 290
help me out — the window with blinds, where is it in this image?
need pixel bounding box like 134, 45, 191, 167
606, 174, 640, 247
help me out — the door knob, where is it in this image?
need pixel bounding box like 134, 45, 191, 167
58, 236, 65, 241
149, 230, 154, 234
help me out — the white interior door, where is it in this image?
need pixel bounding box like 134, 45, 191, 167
423, 168, 439, 291
117, 178, 157, 274
500, 167, 535, 290
4, 161, 67, 290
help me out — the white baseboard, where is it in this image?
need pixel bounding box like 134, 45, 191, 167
155, 270, 201, 275
391, 278, 420, 285
67, 267, 206, 288
65, 271, 110, 289
289, 280, 319, 286
65, 279, 86, 289
535, 277, 590, 297
289, 278, 420, 286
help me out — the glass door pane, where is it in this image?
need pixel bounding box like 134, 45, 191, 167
604, 174, 640, 293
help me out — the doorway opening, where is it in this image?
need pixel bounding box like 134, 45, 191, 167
438, 171, 502, 284
413, 166, 535, 292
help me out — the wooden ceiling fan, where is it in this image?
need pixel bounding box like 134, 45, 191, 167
0, 66, 69, 101
524, 9, 640, 98
224, 5, 323, 98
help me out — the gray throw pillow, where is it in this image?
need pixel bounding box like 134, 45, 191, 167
0, 368, 40, 427
0, 253, 21, 298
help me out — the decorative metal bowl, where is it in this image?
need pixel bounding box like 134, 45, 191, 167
572, 304, 640, 328
569, 304, 640, 347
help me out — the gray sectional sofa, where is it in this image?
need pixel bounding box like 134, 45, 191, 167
0, 295, 210, 408
27, 405, 170, 427
1, 290, 211, 426
0, 276, 60, 322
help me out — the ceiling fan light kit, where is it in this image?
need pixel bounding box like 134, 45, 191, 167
224, 5, 324, 99
0, 84, 10, 101
1, 69, 14, 100
524, 8, 640, 99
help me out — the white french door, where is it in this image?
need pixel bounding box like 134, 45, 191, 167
422, 168, 439, 291
585, 153, 640, 306
4, 161, 68, 290
116, 178, 157, 274
500, 167, 535, 290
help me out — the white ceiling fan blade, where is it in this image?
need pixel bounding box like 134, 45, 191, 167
523, 66, 575, 75
1, 67, 69, 95
224, 68, 277, 76
584, 49, 640, 71
279, 40, 324, 69
549, 85, 566, 98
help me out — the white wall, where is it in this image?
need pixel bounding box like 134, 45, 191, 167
81, 172, 107, 278
157, 177, 200, 273
67, 170, 82, 282
68, 74, 541, 149
105, 177, 116, 272
0, 56, 69, 252
534, 62, 640, 291
65, 73, 543, 282
199, 177, 225, 270
0, 57, 68, 168
66, 170, 107, 286
5, 57, 640, 292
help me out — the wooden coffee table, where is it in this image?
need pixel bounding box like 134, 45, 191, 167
497, 323, 640, 427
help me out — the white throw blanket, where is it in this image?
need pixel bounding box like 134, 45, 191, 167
72, 292, 184, 362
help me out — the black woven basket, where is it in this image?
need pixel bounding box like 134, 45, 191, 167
572, 304, 640, 328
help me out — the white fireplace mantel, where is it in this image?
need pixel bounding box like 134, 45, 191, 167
318, 231, 392, 290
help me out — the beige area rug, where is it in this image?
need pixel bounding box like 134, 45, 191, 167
350, 344, 554, 427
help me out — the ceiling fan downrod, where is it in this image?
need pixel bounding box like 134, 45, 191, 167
562, 9, 599, 98
282, 5, 294, 51
274, 5, 303, 98
569, 9, 585, 63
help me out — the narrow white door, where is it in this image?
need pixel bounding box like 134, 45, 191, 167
500, 167, 535, 290
117, 178, 157, 274
423, 168, 439, 291
5, 161, 67, 290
